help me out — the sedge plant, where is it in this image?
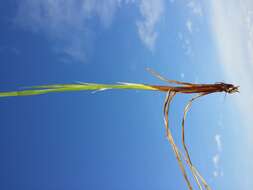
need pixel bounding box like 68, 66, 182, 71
0, 68, 239, 190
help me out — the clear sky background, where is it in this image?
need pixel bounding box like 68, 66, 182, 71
0, 1, 252, 190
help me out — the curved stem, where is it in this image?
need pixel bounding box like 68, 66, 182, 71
163, 91, 193, 190
181, 93, 212, 190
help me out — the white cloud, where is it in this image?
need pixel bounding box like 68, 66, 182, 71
210, 0, 253, 149
16, 0, 121, 30
186, 19, 193, 33
178, 34, 193, 56
213, 171, 218, 177
212, 154, 220, 168
136, 0, 164, 50
210, 0, 253, 184
187, 0, 203, 16
178, 1, 203, 56
212, 134, 223, 178
15, 0, 164, 61
214, 134, 222, 152
15, 0, 121, 62
212, 153, 223, 178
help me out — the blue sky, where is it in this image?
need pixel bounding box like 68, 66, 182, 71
0, 0, 252, 190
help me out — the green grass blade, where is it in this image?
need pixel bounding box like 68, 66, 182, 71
0, 83, 158, 98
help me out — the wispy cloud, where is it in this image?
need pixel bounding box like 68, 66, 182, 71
180, 72, 185, 79
214, 134, 222, 152
15, 0, 164, 61
136, 0, 164, 51
177, 1, 203, 56
212, 153, 220, 169
186, 19, 193, 33
210, 0, 253, 151
212, 134, 223, 178
15, 0, 121, 62
187, 0, 203, 16
178, 32, 193, 56
210, 2, 253, 184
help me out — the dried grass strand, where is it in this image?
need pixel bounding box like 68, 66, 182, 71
147, 68, 195, 86
181, 93, 212, 190
164, 92, 204, 190
163, 91, 193, 190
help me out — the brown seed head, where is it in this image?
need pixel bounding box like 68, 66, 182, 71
219, 83, 239, 93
